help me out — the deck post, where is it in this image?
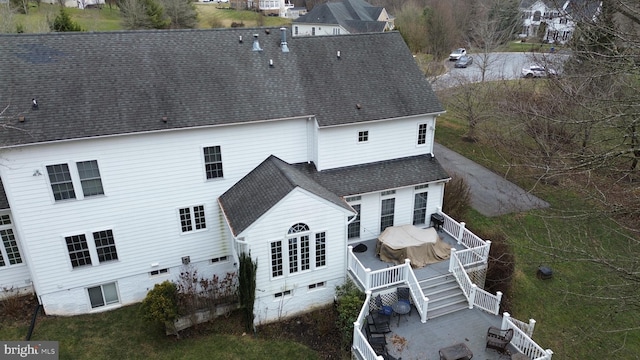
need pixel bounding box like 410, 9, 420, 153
448, 248, 456, 273
545, 349, 554, 359
364, 267, 371, 289
457, 222, 466, 244
501, 312, 511, 329
468, 283, 477, 309
484, 240, 492, 261
495, 291, 503, 315
528, 318, 536, 337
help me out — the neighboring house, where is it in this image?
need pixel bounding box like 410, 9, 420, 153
40, 0, 105, 9
233, 0, 295, 17
0, 28, 447, 324
292, 0, 394, 37
519, 0, 601, 44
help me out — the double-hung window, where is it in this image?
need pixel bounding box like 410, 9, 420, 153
65, 229, 119, 268
179, 205, 206, 233
204, 146, 224, 179
315, 232, 326, 267
77, 160, 104, 197
47, 164, 76, 201
46, 160, 104, 201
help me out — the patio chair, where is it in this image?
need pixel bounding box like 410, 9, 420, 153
364, 323, 387, 346
396, 287, 412, 315
374, 294, 393, 324
486, 326, 514, 353
367, 314, 391, 334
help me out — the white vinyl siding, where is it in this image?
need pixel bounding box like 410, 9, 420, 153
316, 116, 437, 170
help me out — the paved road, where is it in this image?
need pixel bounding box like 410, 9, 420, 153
431, 52, 569, 90
434, 143, 549, 217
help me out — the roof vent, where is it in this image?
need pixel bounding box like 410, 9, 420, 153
269, 59, 274, 67
252, 34, 263, 52
19, 116, 25, 122
280, 27, 289, 53
239, 35, 243, 43
337, 50, 341, 59
356, 103, 362, 110
162, 116, 168, 123
32, 98, 38, 110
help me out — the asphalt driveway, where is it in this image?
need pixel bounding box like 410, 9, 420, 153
434, 143, 549, 216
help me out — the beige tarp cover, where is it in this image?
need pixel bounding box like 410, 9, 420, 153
376, 225, 451, 268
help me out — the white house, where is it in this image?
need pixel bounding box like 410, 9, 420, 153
293, 0, 394, 37
519, 0, 601, 44
0, 27, 448, 324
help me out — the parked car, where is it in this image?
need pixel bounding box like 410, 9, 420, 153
521, 64, 557, 78
454, 55, 473, 68
449, 48, 466, 61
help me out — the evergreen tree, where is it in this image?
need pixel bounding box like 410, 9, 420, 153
51, 7, 84, 32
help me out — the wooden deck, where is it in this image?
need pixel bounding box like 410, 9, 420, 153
349, 230, 524, 360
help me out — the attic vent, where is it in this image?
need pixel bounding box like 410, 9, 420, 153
252, 34, 263, 52
280, 27, 289, 53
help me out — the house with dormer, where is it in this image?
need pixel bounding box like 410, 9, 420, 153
292, 0, 393, 37
0, 28, 448, 323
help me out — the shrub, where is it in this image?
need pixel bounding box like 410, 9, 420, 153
51, 8, 84, 32
442, 172, 471, 220
334, 279, 365, 349
477, 229, 515, 311
140, 281, 179, 330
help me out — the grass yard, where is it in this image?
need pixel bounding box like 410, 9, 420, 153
0, 302, 339, 359
436, 97, 640, 360
4, 3, 290, 33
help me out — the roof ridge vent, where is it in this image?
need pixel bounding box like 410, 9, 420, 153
252, 34, 263, 52
280, 27, 289, 53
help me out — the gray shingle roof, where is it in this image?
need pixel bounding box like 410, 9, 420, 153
293, 154, 451, 197
0, 28, 443, 148
295, 0, 387, 33
218, 155, 354, 236
0, 178, 8, 210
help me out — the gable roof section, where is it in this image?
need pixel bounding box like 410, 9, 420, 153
294, 0, 387, 32
0, 178, 8, 210
218, 155, 353, 237
0, 28, 442, 148
293, 154, 451, 197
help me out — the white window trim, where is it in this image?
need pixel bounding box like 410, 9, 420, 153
416, 123, 428, 146
44, 160, 106, 203
0, 213, 24, 268
62, 227, 119, 270
177, 205, 207, 234
269, 228, 328, 279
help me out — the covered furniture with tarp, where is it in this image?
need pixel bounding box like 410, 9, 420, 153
376, 225, 451, 268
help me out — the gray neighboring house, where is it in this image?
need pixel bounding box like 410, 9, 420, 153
293, 0, 394, 37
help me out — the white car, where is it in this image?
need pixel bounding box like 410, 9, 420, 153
449, 48, 466, 61
521, 64, 557, 78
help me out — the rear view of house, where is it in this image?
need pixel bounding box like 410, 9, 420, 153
0, 27, 450, 324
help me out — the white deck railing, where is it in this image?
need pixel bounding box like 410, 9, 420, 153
502, 313, 554, 360
352, 292, 384, 360
439, 211, 488, 251
450, 248, 502, 315
347, 249, 429, 323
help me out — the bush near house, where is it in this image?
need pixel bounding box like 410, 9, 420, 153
334, 279, 366, 349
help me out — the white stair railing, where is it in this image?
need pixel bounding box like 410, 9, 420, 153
502, 313, 554, 360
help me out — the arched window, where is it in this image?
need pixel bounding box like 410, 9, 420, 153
288, 223, 309, 234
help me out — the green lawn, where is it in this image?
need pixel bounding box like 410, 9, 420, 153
436, 103, 640, 360
0, 305, 319, 360
5, 3, 290, 33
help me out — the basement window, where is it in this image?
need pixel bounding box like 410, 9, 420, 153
274, 290, 292, 298
150, 268, 169, 276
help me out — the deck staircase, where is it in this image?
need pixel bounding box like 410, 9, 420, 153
419, 274, 468, 320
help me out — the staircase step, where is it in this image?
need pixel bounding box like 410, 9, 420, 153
427, 300, 469, 319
